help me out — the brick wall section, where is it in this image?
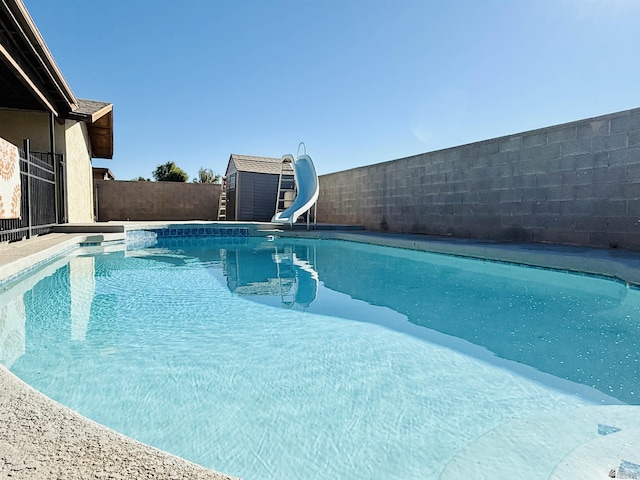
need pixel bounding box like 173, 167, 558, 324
317, 108, 640, 250
95, 180, 221, 221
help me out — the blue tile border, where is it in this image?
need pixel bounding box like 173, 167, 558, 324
155, 237, 249, 249
126, 227, 251, 250
132, 227, 249, 239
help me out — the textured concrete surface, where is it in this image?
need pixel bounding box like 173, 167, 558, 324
65, 120, 95, 223
317, 107, 640, 250
0, 366, 237, 480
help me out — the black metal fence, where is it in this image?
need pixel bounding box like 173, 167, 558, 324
0, 139, 64, 243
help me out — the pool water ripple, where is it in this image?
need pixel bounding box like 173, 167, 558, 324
1, 237, 639, 480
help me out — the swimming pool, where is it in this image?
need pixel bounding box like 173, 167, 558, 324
1, 234, 639, 479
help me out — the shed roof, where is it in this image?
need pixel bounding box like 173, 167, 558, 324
226, 154, 293, 176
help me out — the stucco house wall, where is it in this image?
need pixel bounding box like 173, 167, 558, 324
0, 109, 97, 223
62, 120, 94, 223
0, 109, 52, 152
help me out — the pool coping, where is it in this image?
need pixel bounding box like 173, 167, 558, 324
2, 224, 640, 479
0, 232, 126, 286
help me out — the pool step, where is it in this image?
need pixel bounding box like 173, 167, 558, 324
78, 232, 125, 246
550, 427, 640, 480
438, 405, 640, 480
54, 223, 125, 233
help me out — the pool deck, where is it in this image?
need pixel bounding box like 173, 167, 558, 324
1, 223, 640, 479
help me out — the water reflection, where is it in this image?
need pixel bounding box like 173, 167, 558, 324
0, 293, 25, 367
222, 243, 318, 308
0, 250, 101, 367
70, 256, 95, 341
212, 238, 640, 404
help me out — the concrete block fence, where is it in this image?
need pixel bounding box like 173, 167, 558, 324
95, 180, 221, 221
317, 108, 640, 250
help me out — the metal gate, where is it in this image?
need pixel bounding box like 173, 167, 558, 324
0, 139, 64, 243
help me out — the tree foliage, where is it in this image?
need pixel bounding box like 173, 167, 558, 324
153, 161, 189, 182
132, 176, 150, 181
192, 167, 221, 184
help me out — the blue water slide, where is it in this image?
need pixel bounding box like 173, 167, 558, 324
271, 154, 319, 225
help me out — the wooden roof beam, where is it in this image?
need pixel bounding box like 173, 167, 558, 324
0, 41, 58, 115
2, 0, 77, 110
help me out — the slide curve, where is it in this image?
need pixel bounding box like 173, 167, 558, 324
271, 153, 319, 225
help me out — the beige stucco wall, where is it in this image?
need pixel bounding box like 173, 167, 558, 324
0, 108, 55, 152
62, 120, 94, 223
0, 109, 96, 224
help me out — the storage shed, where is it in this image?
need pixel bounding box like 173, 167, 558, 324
224, 154, 294, 221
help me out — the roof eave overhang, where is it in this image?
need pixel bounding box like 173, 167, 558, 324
68, 102, 113, 159
1, 0, 78, 116
0, 41, 58, 114
88, 105, 113, 159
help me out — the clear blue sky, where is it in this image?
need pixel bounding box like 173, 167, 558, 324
24, 0, 640, 181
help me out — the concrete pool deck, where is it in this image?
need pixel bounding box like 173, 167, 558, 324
1, 224, 640, 479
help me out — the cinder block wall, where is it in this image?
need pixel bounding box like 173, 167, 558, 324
317, 108, 640, 250
95, 180, 221, 221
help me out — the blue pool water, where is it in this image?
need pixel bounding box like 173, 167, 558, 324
1, 236, 639, 479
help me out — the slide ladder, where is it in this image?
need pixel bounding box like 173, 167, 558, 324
273, 157, 296, 218
217, 176, 227, 220
271, 143, 319, 228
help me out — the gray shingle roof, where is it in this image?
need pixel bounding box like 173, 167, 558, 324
75, 98, 112, 116
227, 154, 294, 175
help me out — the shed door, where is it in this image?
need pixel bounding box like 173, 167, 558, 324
237, 172, 278, 221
